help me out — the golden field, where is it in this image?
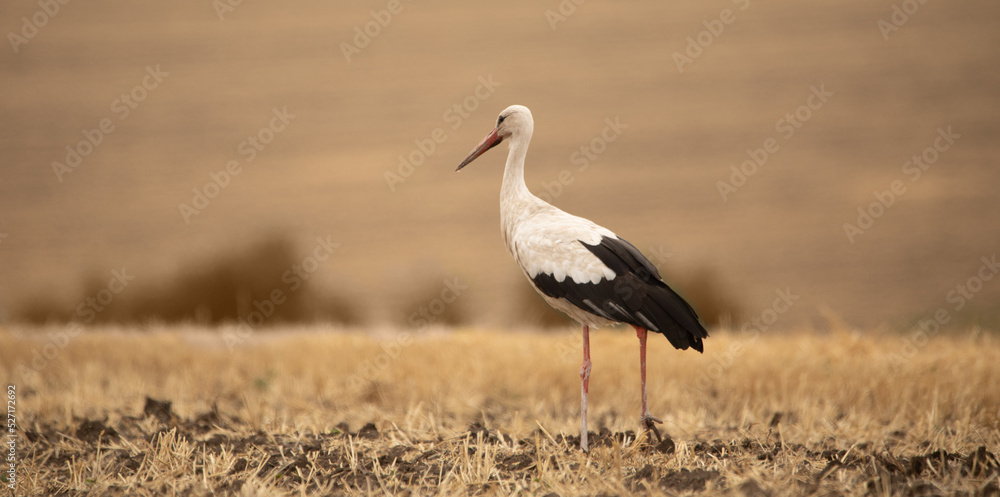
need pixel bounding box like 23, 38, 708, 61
2, 325, 998, 495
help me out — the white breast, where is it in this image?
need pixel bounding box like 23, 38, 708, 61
504, 200, 618, 285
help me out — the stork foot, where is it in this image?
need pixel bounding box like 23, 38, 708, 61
641, 413, 663, 444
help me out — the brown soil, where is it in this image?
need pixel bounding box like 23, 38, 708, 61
22, 400, 1000, 496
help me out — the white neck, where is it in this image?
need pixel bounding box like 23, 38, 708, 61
500, 130, 532, 204
500, 127, 549, 253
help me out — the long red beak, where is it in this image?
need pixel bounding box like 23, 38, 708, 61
456, 128, 503, 171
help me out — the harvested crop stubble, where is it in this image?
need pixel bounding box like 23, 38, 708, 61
2, 325, 998, 495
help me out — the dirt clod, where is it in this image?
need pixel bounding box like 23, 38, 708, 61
76, 419, 118, 443
655, 437, 676, 455
962, 446, 1000, 477
659, 468, 721, 492
739, 479, 770, 497
357, 422, 379, 439
769, 412, 783, 428
377, 445, 410, 465
143, 397, 174, 423
500, 453, 534, 472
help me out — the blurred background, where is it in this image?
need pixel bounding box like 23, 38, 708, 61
1, 0, 998, 331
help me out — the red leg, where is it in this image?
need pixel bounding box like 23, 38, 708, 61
635, 326, 663, 443
579, 325, 592, 452
637, 326, 648, 416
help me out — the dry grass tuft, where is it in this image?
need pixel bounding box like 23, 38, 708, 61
12, 234, 361, 327
2, 325, 998, 496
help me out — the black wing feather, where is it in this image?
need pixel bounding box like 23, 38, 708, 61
531, 235, 708, 352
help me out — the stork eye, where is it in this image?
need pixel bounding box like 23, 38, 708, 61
497, 115, 506, 127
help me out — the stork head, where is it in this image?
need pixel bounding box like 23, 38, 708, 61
456, 105, 533, 171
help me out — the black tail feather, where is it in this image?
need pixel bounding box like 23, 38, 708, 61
582, 235, 710, 352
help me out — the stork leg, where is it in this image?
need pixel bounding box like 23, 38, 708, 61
635, 326, 663, 443
579, 325, 592, 452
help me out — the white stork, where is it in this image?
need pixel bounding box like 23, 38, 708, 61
456, 105, 709, 451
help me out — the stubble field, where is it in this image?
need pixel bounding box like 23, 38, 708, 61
2, 325, 999, 496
